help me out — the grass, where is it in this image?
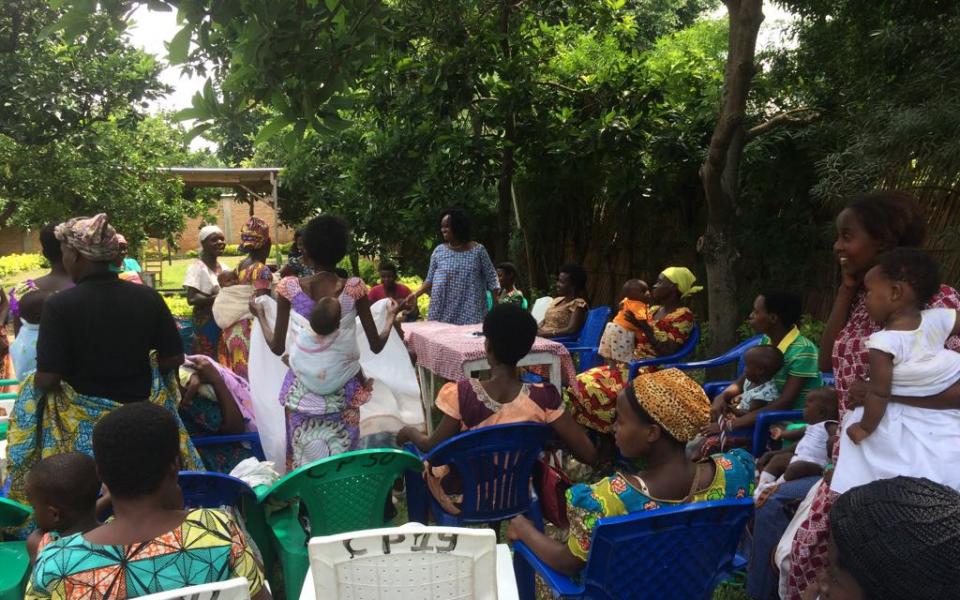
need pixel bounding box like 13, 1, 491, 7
2, 257, 243, 292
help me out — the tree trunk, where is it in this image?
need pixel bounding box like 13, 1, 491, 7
699, 0, 764, 356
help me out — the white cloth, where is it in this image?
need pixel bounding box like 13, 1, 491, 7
736, 379, 779, 412
790, 421, 836, 467
212, 284, 254, 329
198, 225, 224, 243
183, 258, 225, 296
229, 457, 280, 488
776, 479, 822, 599
10, 321, 39, 380
288, 325, 361, 397
865, 307, 960, 396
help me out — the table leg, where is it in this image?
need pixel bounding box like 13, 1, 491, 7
417, 364, 434, 434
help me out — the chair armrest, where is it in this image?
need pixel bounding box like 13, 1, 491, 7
563, 345, 595, 353
512, 541, 584, 597
752, 410, 804, 457
402, 441, 426, 460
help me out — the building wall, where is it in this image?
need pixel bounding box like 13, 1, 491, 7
0, 228, 40, 255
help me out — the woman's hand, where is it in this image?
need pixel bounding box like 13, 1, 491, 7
506, 515, 535, 542
403, 293, 418, 310
194, 359, 223, 386
623, 310, 644, 328
700, 422, 722, 436
248, 296, 265, 319
395, 426, 415, 447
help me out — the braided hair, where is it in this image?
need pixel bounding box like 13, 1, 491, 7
830, 477, 960, 599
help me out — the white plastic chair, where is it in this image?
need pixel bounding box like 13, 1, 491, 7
530, 296, 553, 325
134, 577, 251, 600
305, 523, 518, 599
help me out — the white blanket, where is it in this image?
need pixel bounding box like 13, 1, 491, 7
213, 284, 254, 329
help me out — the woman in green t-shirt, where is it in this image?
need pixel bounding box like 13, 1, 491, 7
704, 290, 822, 436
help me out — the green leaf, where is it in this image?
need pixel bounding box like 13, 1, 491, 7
167, 24, 193, 65
183, 123, 213, 143
171, 107, 203, 122
254, 117, 291, 145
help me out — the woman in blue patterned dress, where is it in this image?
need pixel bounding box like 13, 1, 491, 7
405, 208, 500, 325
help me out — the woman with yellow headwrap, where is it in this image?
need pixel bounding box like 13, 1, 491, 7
564, 267, 701, 436
508, 368, 754, 577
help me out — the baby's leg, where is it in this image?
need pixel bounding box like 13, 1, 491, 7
763, 452, 792, 479
847, 393, 888, 444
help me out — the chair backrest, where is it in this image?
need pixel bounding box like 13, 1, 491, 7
178, 471, 256, 510
134, 577, 251, 600
628, 323, 701, 380
0, 497, 32, 528
426, 423, 551, 523
262, 449, 422, 536
308, 523, 498, 600
530, 296, 552, 323
574, 306, 611, 347
580, 499, 753, 600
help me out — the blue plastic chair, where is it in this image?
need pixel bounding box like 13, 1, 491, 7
752, 409, 805, 457
404, 423, 550, 529
513, 498, 754, 600
627, 323, 702, 380
554, 306, 612, 372
190, 432, 266, 462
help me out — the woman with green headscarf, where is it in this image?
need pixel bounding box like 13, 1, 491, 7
564, 267, 700, 435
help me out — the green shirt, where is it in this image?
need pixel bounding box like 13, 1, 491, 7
761, 327, 822, 409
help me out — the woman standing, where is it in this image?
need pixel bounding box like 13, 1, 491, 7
216, 217, 273, 380
786, 191, 960, 599
251, 215, 397, 469
406, 209, 499, 325
184, 225, 227, 357
537, 264, 589, 338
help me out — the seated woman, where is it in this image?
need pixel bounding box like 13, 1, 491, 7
396, 304, 598, 512
26, 402, 270, 600
178, 354, 259, 473
537, 264, 590, 338
564, 266, 698, 435
507, 368, 755, 576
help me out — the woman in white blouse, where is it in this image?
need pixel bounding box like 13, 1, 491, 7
183, 225, 227, 357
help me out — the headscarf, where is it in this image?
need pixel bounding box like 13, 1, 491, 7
199, 224, 224, 243
830, 477, 960, 599
116, 234, 128, 252
239, 217, 270, 252
662, 266, 703, 298
54, 213, 120, 262
630, 368, 709, 442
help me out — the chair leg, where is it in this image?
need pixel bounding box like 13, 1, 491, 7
513, 550, 537, 600
404, 469, 430, 524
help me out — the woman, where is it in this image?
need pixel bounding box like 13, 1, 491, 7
537, 264, 589, 338
184, 225, 227, 357
279, 228, 314, 278
507, 368, 754, 576
216, 217, 273, 380
405, 208, 499, 325
27, 403, 270, 600
808, 477, 960, 600
8, 224, 74, 379
564, 267, 698, 434
703, 291, 822, 437
6, 214, 202, 516
251, 215, 397, 469
178, 354, 258, 473
786, 191, 960, 599
109, 234, 143, 284
397, 304, 597, 512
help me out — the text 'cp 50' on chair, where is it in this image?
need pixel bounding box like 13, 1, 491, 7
0, 497, 32, 600
513, 498, 754, 600
259, 448, 423, 599
134, 577, 250, 600
304, 523, 519, 600
405, 422, 549, 530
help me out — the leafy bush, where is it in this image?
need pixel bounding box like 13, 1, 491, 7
184, 242, 293, 259
163, 294, 193, 318
0, 253, 47, 280
736, 314, 826, 346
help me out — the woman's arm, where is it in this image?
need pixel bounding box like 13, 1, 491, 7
185, 286, 216, 308
631, 317, 681, 356
395, 415, 460, 452
549, 412, 598, 466
250, 295, 290, 356
818, 278, 860, 372
507, 515, 585, 577
356, 296, 398, 354
729, 375, 810, 429
478, 245, 500, 293
711, 374, 747, 418
195, 360, 245, 434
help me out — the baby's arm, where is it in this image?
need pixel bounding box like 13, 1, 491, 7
847, 348, 894, 443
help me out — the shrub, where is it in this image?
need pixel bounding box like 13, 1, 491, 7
163, 294, 193, 318
0, 253, 46, 280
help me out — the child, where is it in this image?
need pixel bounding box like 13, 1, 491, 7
755, 387, 839, 499
597, 279, 651, 364
24, 452, 101, 561
495, 262, 526, 307
832, 248, 960, 494
9, 289, 50, 378
728, 345, 783, 415
217, 269, 239, 288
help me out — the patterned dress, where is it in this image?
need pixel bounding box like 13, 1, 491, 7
425, 243, 499, 325
564, 306, 695, 433
216, 261, 272, 380
277, 276, 371, 470
497, 288, 526, 307
565, 449, 755, 561
785, 285, 960, 598
183, 259, 226, 358
26, 509, 264, 599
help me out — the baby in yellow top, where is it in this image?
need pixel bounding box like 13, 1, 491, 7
599, 279, 651, 365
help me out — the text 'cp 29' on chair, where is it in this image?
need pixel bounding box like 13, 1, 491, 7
133, 577, 251, 600
259, 448, 423, 599
304, 523, 519, 600
513, 498, 754, 600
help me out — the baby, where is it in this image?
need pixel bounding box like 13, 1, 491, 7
288, 297, 368, 396
25, 452, 101, 561
597, 279, 651, 365
217, 269, 239, 288
728, 345, 783, 415
755, 387, 839, 498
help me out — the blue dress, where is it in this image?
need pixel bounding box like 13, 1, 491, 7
425, 243, 499, 325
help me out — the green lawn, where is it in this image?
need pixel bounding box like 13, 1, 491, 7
3, 257, 243, 292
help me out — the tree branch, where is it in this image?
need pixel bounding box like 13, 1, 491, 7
746, 108, 820, 140
0, 202, 20, 229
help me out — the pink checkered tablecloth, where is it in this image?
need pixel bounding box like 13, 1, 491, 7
402, 321, 577, 384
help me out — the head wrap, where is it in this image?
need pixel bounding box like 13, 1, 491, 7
54, 213, 120, 262
630, 368, 709, 442
830, 477, 960, 599
116, 234, 128, 252
239, 217, 270, 251
661, 267, 703, 298
199, 225, 224, 243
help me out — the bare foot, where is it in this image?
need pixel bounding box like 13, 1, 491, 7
846, 423, 870, 444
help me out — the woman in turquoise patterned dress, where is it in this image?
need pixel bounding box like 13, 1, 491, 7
508, 368, 754, 575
